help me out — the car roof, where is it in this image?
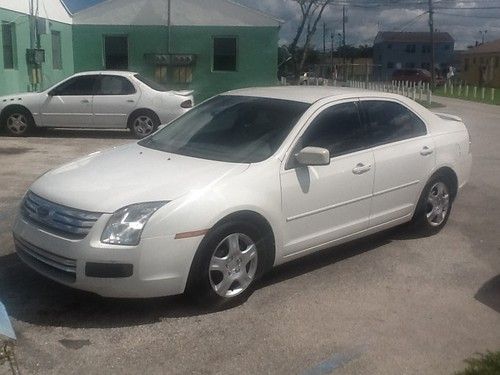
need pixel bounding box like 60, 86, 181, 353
223, 86, 402, 104
73, 71, 138, 77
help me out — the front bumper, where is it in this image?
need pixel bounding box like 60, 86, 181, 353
12, 213, 203, 298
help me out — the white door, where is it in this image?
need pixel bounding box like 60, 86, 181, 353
92, 75, 140, 129
280, 101, 375, 258
40, 75, 98, 127
360, 99, 436, 226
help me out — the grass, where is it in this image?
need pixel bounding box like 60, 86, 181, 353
456, 351, 500, 375
434, 85, 500, 106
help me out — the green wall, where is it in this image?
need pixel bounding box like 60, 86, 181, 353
0, 8, 73, 95
73, 25, 279, 101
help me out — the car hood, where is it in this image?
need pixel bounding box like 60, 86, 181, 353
30, 143, 250, 213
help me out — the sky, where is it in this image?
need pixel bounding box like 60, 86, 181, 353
63, 0, 500, 50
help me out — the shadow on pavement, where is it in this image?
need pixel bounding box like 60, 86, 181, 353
0, 226, 411, 329
1, 128, 134, 140
475, 274, 500, 313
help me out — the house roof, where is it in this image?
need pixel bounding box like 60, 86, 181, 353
72, 0, 282, 27
0, 0, 72, 24
463, 39, 500, 55
374, 31, 454, 44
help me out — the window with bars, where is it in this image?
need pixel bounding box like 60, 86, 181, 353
2, 22, 16, 69
51, 30, 62, 69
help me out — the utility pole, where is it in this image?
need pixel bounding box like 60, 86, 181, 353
167, 0, 171, 54
323, 22, 326, 53
342, 5, 346, 81
428, 0, 435, 89
330, 31, 334, 80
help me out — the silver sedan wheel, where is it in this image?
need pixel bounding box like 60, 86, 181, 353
209, 233, 258, 298
426, 182, 450, 227
6, 113, 29, 135
132, 115, 155, 137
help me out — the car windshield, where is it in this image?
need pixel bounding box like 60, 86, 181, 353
139, 95, 310, 163
134, 74, 169, 92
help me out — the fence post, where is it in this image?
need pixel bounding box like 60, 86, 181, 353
444, 83, 447, 94
473, 86, 477, 98
465, 85, 469, 98
458, 84, 462, 97
491, 88, 495, 102
427, 87, 432, 106
450, 83, 454, 96
419, 84, 423, 101
481, 87, 485, 100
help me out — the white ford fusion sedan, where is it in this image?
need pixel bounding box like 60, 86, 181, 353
13, 87, 472, 304
0, 71, 194, 138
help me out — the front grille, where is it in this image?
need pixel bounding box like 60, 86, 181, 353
21, 191, 102, 239
14, 236, 77, 283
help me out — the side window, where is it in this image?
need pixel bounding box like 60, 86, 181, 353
97, 75, 136, 95
300, 102, 369, 157
362, 100, 427, 145
52, 76, 97, 96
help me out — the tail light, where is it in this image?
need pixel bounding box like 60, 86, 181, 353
181, 100, 193, 109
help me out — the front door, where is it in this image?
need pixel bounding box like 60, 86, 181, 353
280, 100, 374, 258
40, 75, 98, 128
92, 75, 140, 128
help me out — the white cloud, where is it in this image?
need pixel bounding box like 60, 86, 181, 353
234, 0, 500, 50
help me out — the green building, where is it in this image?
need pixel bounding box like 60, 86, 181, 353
0, 0, 281, 101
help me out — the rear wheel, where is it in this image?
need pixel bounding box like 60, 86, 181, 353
413, 176, 453, 235
2, 108, 34, 137
129, 110, 160, 139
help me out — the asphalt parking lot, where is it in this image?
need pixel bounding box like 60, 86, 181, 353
0, 96, 499, 375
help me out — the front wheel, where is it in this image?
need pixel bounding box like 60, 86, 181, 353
413, 176, 453, 235
2, 108, 34, 136
187, 222, 266, 307
129, 111, 160, 139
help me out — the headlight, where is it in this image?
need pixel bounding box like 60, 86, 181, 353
101, 201, 168, 246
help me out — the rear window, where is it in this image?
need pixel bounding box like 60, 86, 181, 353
134, 74, 169, 92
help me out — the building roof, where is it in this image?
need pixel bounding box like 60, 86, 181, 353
0, 0, 72, 24
374, 31, 454, 44
72, 0, 282, 27
463, 39, 500, 55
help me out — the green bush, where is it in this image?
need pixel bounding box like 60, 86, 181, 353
456, 351, 500, 375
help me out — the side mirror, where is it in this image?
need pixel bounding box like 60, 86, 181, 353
295, 146, 330, 166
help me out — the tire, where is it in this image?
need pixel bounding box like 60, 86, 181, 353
186, 221, 268, 307
129, 110, 160, 139
2, 107, 35, 137
412, 174, 453, 235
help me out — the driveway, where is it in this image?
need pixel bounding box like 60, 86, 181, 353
0, 98, 499, 374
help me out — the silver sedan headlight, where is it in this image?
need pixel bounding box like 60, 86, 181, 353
101, 202, 168, 246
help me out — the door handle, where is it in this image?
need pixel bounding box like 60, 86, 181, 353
126, 99, 135, 103
352, 163, 372, 175
420, 146, 434, 156
81, 99, 90, 104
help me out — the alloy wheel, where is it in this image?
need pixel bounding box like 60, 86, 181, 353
209, 233, 258, 298
132, 115, 155, 137
426, 182, 450, 227
6, 113, 28, 135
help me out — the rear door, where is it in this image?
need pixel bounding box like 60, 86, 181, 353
40, 75, 98, 127
92, 75, 140, 129
360, 99, 435, 227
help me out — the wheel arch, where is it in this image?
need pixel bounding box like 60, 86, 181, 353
126, 108, 160, 129
0, 104, 35, 126
430, 166, 459, 201
185, 209, 277, 293
212, 210, 276, 270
